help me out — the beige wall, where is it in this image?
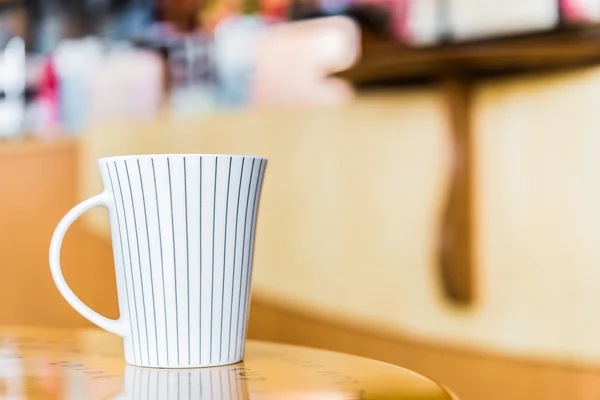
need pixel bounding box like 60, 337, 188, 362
78, 66, 600, 366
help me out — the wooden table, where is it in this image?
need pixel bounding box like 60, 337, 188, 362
0, 327, 457, 399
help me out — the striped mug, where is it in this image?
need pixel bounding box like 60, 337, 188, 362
49, 154, 267, 368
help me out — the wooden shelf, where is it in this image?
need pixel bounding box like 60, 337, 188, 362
339, 26, 600, 86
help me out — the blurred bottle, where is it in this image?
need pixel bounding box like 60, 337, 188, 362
213, 15, 266, 109
27, 56, 62, 139
168, 33, 217, 116
54, 37, 103, 134
25, 0, 70, 54
131, 20, 215, 116
0, 37, 26, 139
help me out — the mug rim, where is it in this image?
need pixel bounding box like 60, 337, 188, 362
98, 154, 267, 163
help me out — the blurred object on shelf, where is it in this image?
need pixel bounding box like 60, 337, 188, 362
261, 0, 289, 22
350, 0, 443, 46
27, 56, 61, 139
54, 37, 103, 135
308, 0, 600, 48
155, 0, 202, 31
446, 0, 559, 41
0, 36, 26, 139
88, 47, 164, 124
214, 15, 266, 108
560, 0, 600, 24
25, 0, 70, 54
24, 0, 155, 53
132, 21, 217, 114
168, 33, 217, 116
252, 16, 360, 106
102, 0, 154, 41
52, 35, 163, 135
199, 0, 266, 31
319, 0, 353, 14
201, 0, 242, 32
289, 0, 395, 40
130, 20, 184, 54
28, 0, 600, 124
397, 0, 444, 46
0, 1, 26, 41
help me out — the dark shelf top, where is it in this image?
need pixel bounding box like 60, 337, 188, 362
337, 26, 600, 87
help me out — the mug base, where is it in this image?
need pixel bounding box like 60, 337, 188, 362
124, 358, 244, 369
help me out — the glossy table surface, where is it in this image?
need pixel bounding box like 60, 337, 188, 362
0, 327, 457, 399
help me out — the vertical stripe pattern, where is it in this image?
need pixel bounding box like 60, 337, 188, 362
101, 155, 266, 368
124, 365, 250, 399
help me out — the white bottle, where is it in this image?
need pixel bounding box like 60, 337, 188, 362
0, 37, 25, 139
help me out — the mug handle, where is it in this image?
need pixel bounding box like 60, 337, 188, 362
49, 193, 126, 337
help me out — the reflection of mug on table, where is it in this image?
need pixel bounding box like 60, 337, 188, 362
50, 154, 267, 368
113, 364, 249, 400
0, 347, 23, 398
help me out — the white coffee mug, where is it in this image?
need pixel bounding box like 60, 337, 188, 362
50, 154, 267, 368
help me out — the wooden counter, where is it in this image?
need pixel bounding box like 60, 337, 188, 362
0, 138, 118, 327
78, 65, 600, 369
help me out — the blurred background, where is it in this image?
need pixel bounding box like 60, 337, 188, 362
4, 0, 600, 399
